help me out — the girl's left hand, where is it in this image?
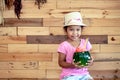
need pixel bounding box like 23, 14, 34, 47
87, 56, 94, 67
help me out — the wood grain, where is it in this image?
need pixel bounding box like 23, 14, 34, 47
4, 18, 43, 27
18, 27, 50, 35
0, 36, 26, 44
0, 27, 17, 36
0, 53, 52, 61
27, 35, 107, 44
0, 45, 8, 52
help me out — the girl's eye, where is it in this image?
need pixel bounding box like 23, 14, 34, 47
69, 28, 73, 31
77, 29, 80, 31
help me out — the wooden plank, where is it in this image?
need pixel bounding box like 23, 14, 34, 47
0, 53, 52, 61
49, 9, 120, 18
3, 10, 15, 18
89, 61, 120, 70
90, 70, 120, 79
27, 35, 107, 44
49, 9, 81, 18
57, 0, 120, 9
18, 27, 50, 35
39, 62, 61, 69
20, 9, 51, 18
3, 9, 120, 19
0, 36, 26, 44
8, 44, 38, 52
92, 53, 120, 61
27, 35, 66, 44
0, 27, 17, 36
43, 18, 64, 27
0, 61, 38, 69
89, 19, 120, 27
0, 45, 7, 52
50, 27, 120, 35
44, 18, 120, 27
70, 0, 120, 9
38, 44, 58, 53
101, 44, 120, 52
108, 36, 120, 44
46, 69, 61, 78
82, 27, 120, 35
0, 70, 46, 78
81, 9, 120, 18
4, 18, 43, 27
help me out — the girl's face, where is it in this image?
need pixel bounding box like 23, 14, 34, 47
66, 25, 82, 41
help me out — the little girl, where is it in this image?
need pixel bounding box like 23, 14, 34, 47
57, 12, 94, 80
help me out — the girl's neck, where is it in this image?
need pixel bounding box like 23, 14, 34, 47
67, 38, 81, 48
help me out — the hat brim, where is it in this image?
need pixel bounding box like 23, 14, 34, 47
64, 22, 87, 27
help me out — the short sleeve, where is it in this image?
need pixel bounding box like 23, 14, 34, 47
57, 42, 67, 55
86, 40, 92, 51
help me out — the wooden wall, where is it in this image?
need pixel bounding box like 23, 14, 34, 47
0, 0, 120, 80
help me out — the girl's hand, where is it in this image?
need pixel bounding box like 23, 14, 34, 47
72, 62, 84, 68
87, 56, 94, 67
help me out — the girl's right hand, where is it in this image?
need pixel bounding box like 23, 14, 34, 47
72, 62, 84, 68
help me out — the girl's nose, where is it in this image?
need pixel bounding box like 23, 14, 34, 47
73, 30, 77, 34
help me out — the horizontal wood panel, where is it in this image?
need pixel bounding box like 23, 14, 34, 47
90, 70, 120, 79
8, 44, 38, 52
4, 18, 43, 27
90, 18, 120, 27
81, 9, 120, 18
0, 70, 46, 78
108, 36, 120, 44
18, 27, 50, 35
101, 44, 120, 52
92, 53, 120, 61
0, 36, 26, 44
57, 0, 120, 9
0, 45, 7, 52
49, 9, 120, 18
3, 18, 118, 27
89, 61, 120, 70
3, 9, 120, 18
0, 61, 38, 69
0, 53, 52, 61
43, 18, 120, 27
83, 27, 120, 35
27, 35, 107, 44
0, 27, 17, 36
43, 18, 64, 27
38, 44, 58, 53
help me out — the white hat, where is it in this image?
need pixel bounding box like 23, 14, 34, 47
64, 12, 86, 27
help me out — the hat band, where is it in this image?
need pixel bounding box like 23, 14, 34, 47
67, 18, 81, 25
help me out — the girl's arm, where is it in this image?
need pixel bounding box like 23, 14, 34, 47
58, 52, 84, 68
58, 52, 75, 68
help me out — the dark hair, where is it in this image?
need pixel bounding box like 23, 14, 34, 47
63, 26, 84, 32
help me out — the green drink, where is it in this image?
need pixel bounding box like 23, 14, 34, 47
73, 51, 91, 66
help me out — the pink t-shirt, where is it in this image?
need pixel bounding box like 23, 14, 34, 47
57, 39, 92, 79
